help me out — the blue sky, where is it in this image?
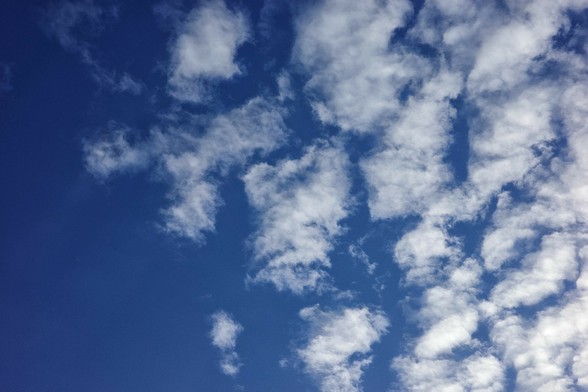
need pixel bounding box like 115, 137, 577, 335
1, 0, 588, 391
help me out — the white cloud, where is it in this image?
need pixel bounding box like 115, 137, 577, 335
210, 310, 243, 376
393, 354, 504, 392
467, 1, 570, 94
391, 258, 502, 391
168, 0, 249, 103
490, 233, 578, 309
413, 259, 482, 357
293, 0, 427, 132
467, 85, 557, 199
393, 220, 462, 285
244, 141, 351, 294
360, 69, 462, 220
489, 270, 588, 391
297, 306, 389, 392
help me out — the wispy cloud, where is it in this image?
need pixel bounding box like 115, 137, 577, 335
244, 141, 351, 294
0, 62, 13, 93
40, 0, 142, 94
297, 305, 389, 392
167, 0, 249, 103
210, 310, 243, 376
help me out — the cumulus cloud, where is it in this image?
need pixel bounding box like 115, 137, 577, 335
210, 310, 243, 376
244, 141, 351, 294
297, 306, 389, 392
168, 0, 249, 103
40, 0, 142, 94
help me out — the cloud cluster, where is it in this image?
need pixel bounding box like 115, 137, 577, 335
292, 0, 588, 389
210, 311, 243, 376
77, 0, 588, 389
297, 306, 389, 392
85, 96, 287, 242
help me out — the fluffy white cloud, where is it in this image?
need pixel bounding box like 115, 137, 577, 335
393, 220, 462, 285
393, 354, 504, 392
360, 70, 462, 220
297, 306, 389, 392
244, 141, 351, 294
490, 233, 578, 308
392, 260, 505, 391
168, 0, 249, 103
293, 0, 426, 132
210, 310, 243, 376
468, 85, 557, 199
467, 1, 571, 94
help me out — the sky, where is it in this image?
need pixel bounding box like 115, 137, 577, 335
1, 0, 588, 391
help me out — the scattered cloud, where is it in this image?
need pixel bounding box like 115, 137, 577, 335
167, 0, 249, 103
244, 141, 351, 294
76, 0, 588, 389
297, 305, 389, 392
84, 96, 287, 243
210, 310, 243, 376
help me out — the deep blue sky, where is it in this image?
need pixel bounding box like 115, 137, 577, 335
1, 1, 588, 391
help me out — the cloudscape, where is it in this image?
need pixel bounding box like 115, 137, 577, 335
1, 0, 588, 391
